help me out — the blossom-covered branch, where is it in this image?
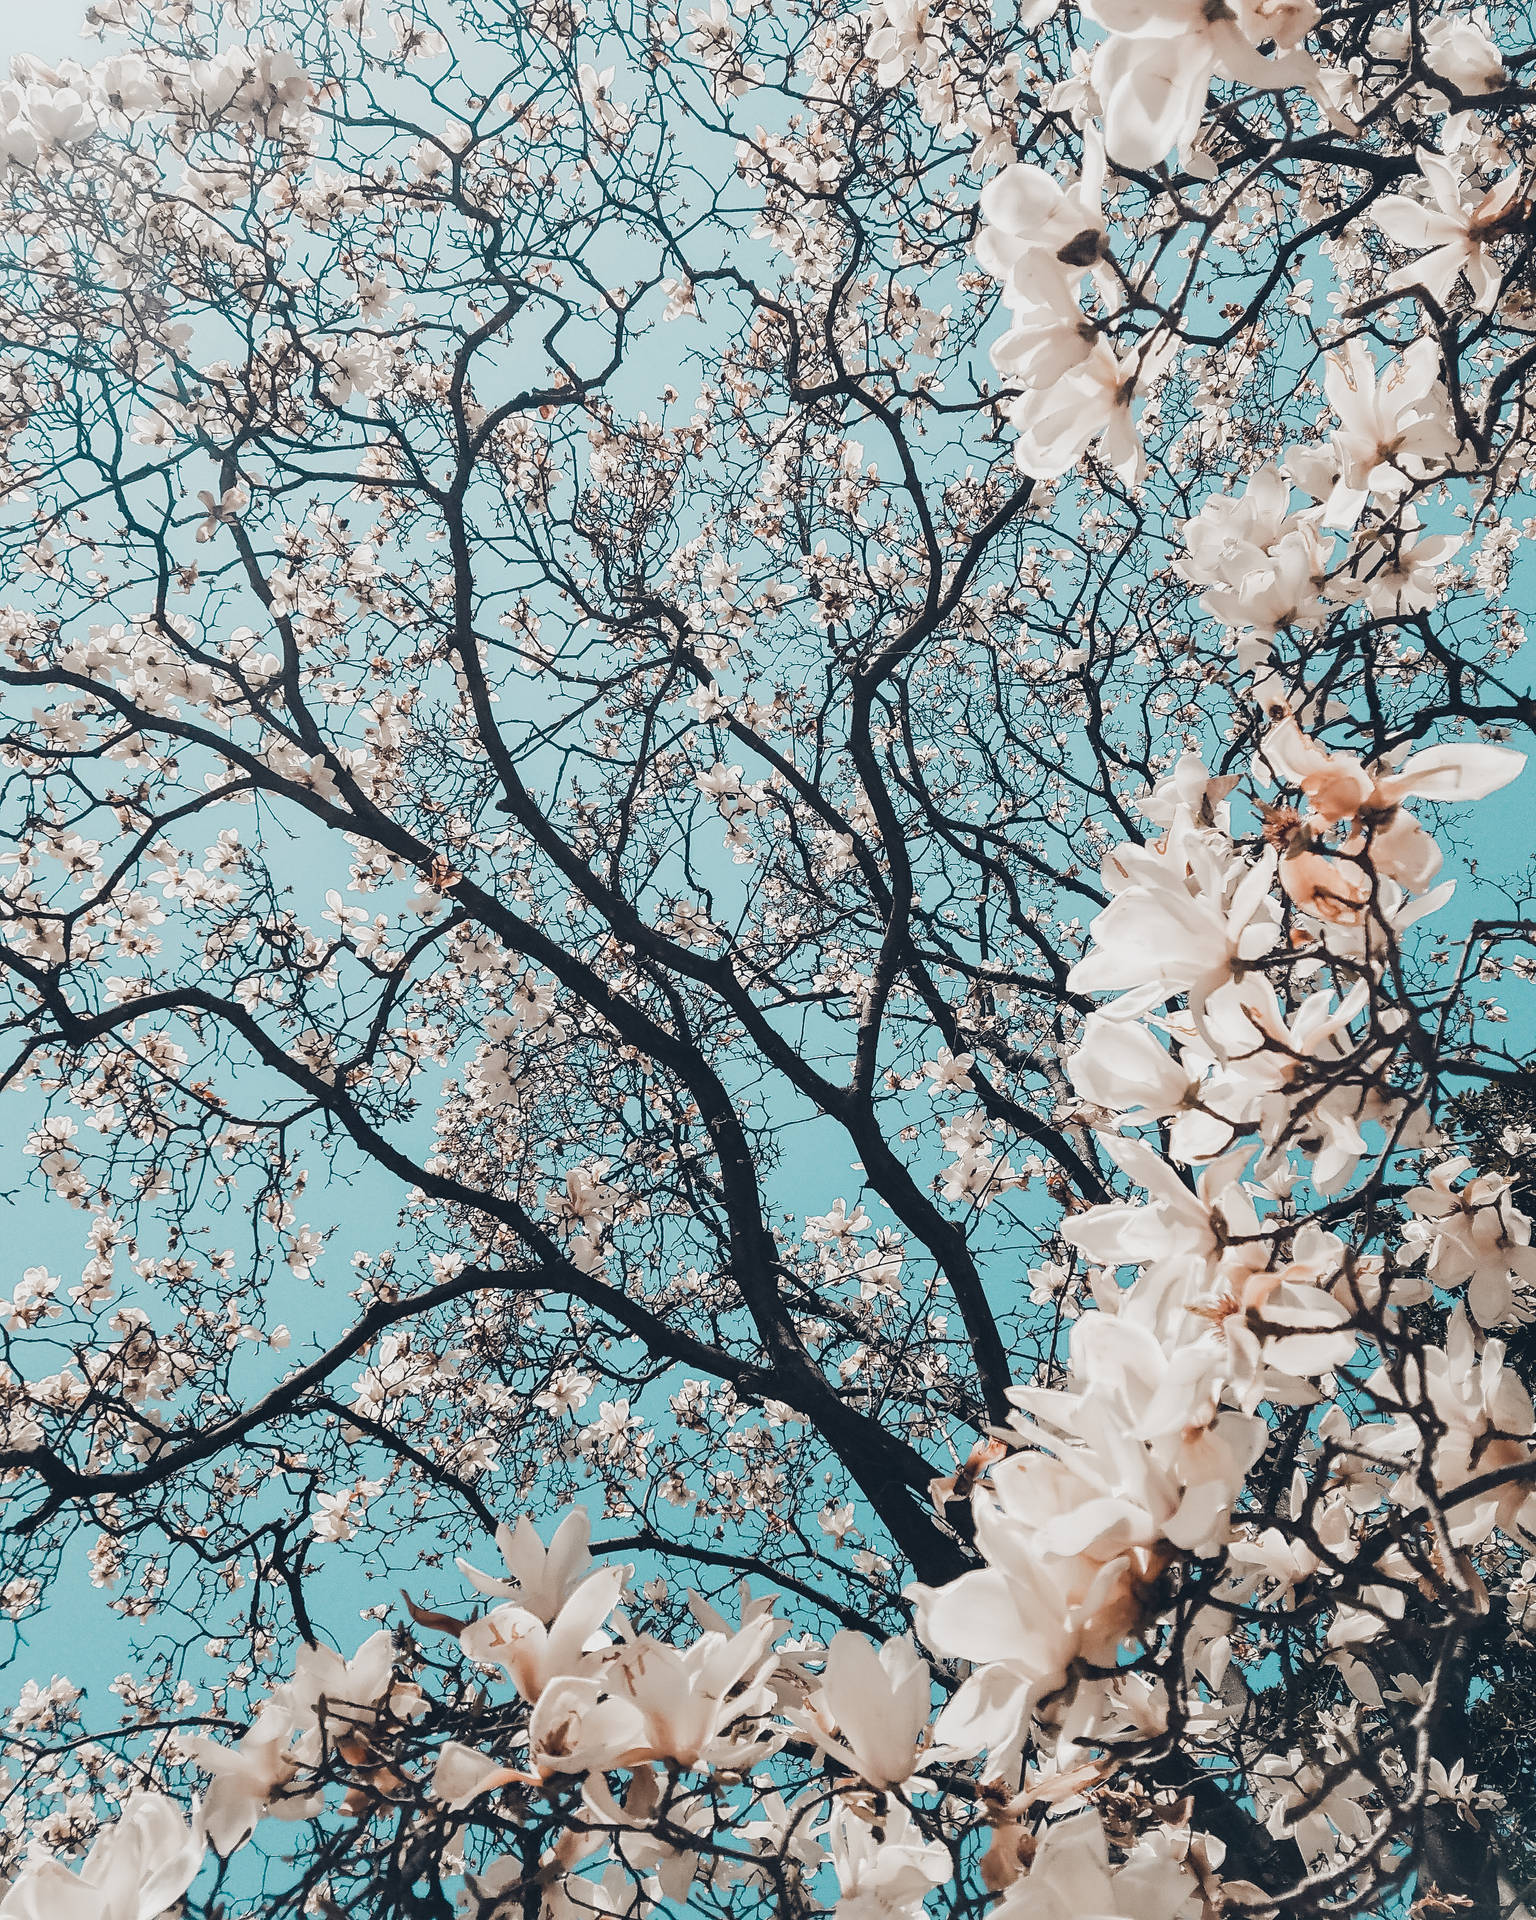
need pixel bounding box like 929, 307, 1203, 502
0, 0, 1534, 1914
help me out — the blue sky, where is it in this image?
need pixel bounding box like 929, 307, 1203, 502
0, 14, 1530, 1912
1, 1, 87, 66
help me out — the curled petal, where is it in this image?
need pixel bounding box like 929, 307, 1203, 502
1279, 849, 1369, 924
1378, 742, 1525, 805
1093, 32, 1214, 170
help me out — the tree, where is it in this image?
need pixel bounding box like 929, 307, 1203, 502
0, 0, 1534, 1912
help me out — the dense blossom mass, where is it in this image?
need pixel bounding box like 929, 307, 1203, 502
0, 0, 1533, 1916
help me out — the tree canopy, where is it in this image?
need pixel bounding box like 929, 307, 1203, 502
0, 0, 1535, 1915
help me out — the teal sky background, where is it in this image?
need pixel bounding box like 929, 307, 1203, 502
0, 0, 940, 1748
0, 0, 87, 66
0, 11, 1530, 1912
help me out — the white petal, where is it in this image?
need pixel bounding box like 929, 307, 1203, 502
1387, 742, 1525, 803
1094, 32, 1215, 171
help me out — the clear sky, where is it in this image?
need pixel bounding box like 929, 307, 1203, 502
1, 0, 89, 67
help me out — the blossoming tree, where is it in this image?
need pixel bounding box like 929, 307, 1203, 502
0, 0, 1534, 1913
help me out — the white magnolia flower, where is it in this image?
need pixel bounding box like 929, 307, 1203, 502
1067, 1011, 1192, 1122
179, 1701, 312, 1855
991, 1806, 1199, 1920
1085, 0, 1316, 170
0, 1793, 204, 1920
1066, 827, 1279, 1008
824, 1798, 950, 1920
527, 1674, 647, 1777
789, 1631, 931, 1788
1006, 337, 1161, 483
1373, 147, 1523, 312
1256, 1749, 1373, 1864
1262, 714, 1525, 895
457, 1507, 595, 1620
913, 1310, 1265, 1718
976, 135, 1108, 305
430, 1741, 530, 1809
1402, 1155, 1536, 1328
1422, 11, 1505, 94
459, 1564, 627, 1702
610, 1609, 784, 1769
1179, 465, 1333, 637
1318, 337, 1460, 527
1365, 1308, 1536, 1546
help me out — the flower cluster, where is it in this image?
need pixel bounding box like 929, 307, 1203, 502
0, 0, 1534, 1912
10, 713, 1525, 1916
